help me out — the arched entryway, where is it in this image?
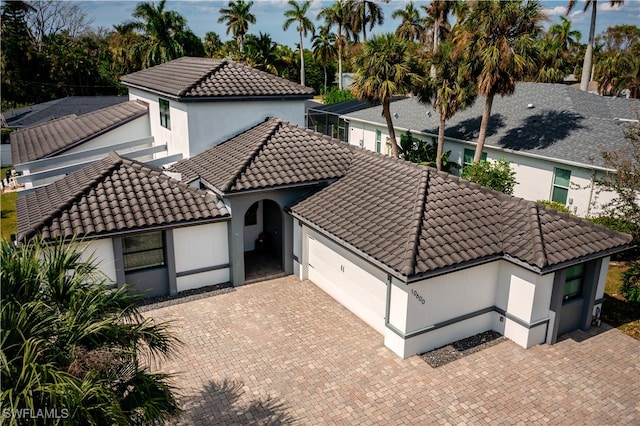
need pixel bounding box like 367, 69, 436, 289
243, 199, 284, 282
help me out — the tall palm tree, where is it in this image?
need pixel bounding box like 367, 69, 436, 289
456, 0, 544, 163
204, 31, 223, 57
350, 0, 387, 43
549, 16, 581, 51
283, 0, 315, 87
566, 0, 624, 91
392, 1, 426, 43
244, 32, 279, 75
218, 0, 256, 54
312, 27, 337, 94
1, 237, 180, 425
417, 42, 477, 171
422, 0, 455, 53
129, 0, 189, 67
318, 1, 350, 90
351, 34, 421, 159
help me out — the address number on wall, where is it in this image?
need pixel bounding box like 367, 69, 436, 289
411, 289, 425, 305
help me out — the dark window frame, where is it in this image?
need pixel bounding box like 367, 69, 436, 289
123, 231, 166, 272
463, 148, 487, 169
563, 263, 584, 301
159, 99, 171, 129
551, 167, 571, 205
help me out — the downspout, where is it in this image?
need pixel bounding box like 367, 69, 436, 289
587, 169, 596, 217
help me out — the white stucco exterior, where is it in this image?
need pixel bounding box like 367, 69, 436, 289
346, 121, 618, 217
79, 238, 117, 285
128, 89, 306, 158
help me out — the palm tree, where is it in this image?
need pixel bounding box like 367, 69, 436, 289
312, 27, 337, 94
350, 0, 387, 43
218, 0, 256, 54
318, 1, 350, 90
417, 42, 477, 171
422, 0, 455, 53
392, 1, 426, 43
283, 0, 315, 87
244, 32, 279, 75
549, 16, 581, 51
1, 236, 180, 425
351, 34, 421, 159
566, 0, 624, 91
129, 0, 189, 67
456, 0, 544, 163
204, 31, 223, 57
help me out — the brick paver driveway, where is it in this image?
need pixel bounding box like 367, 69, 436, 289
146, 276, 640, 425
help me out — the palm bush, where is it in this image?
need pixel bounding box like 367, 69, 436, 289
0, 236, 180, 425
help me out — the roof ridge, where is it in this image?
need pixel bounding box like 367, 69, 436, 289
399, 167, 430, 276
177, 59, 227, 97
225, 118, 282, 192
527, 201, 549, 269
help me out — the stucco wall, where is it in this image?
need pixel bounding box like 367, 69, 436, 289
78, 238, 117, 285
173, 222, 230, 292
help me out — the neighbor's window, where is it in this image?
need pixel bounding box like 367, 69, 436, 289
551, 168, 571, 204
563, 263, 584, 301
159, 99, 171, 129
463, 148, 487, 169
123, 231, 165, 272
245, 202, 258, 226
375, 130, 382, 153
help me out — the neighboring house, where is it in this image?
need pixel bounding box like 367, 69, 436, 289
342, 83, 640, 217
120, 57, 315, 159
16, 152, 231, 297
9, 101, 156, 189
18, 118, 632, 359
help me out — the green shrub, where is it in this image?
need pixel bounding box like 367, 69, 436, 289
461, 159, 517, 194
324, 88, 354, 105
537, 200, 572, 213
586, 215, 639, 260
621, 262, 640, 303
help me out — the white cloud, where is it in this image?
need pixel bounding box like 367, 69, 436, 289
542, 5, 567, 16
599, 2, 624, 12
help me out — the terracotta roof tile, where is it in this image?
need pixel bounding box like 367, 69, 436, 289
16, 152, 229, 241
120, 57, 314, 100
10, 101, 148, 164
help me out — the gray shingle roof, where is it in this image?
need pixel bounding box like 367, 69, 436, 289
290, 150, 631, 279
10, 101, 148, 165
343, 83, 639, 168
120, 57, 315, 100
2, 96, 128, 129
16, 152, 229, 241
169, 117, 353, 193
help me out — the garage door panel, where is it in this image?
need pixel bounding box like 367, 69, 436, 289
308, 237, 386, 334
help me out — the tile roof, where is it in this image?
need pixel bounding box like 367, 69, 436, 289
343, 82, 640, 168
169, 117, 353, 193
120, 57, 315, 100
2, 96, 128, 129
290, 150, 631, 279
10, 101, 148, 165
16, 152, 229, 241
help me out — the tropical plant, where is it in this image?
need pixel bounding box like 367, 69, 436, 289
456, 0, 544, 163
417, 42, 477, 171
549, 16, 581, 51
422, 0, 455, 54
349, 0, 387, 42
218, 0, 256, 54
351, 33, 421, 158
317, 1, 351, 90
312, 27, 337, 94
0, 236, 180, 425
204, 31, 223, 57
461, 159, 517, 194
566, 0, 624, 91
392, 1, 425, 43
537, 199, 573, 213
244, 32, 279, 74
399, 131, 459, 173
621, 262, 640, 303
324, 87, 354, 104
283, 0, 315, 87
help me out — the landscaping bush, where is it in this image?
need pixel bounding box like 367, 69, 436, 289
537, 200, 572, 213
324, 88, 354, 105
461, 159, 517, 194
621, 262, 640, 303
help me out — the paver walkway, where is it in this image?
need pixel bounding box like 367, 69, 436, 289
145, 275, 640, 425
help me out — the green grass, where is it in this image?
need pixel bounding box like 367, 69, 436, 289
1, 165, 17, 240
601, 262, 640, 341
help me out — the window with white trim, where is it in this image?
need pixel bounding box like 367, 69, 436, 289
375, 130, 382, 153
159, 99, 171, 129
551, 167, 571, 204
123, 231, 165, 272
463, 148, 487, 169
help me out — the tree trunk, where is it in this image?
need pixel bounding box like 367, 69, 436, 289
323, 65, 327, 95
430, 16, 441, 78
338, 30, 343, 90
299, 31, 305, 87
382, 100, 399, 158
437, 113, 445, 171
475, 93, 494, 163
580, 1, 597, 91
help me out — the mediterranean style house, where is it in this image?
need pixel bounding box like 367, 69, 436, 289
341, 83, 640, 217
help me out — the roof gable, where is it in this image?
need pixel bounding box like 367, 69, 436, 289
120, 57, 314, 100
169, 117, 353, 193
16, 152, 229, 241
10, 101, 148, 164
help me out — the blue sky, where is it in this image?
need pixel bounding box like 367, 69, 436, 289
79, 0, 640, 49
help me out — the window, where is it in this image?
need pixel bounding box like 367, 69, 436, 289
159, 99, 171, 129
123, 232, 165, 272
563, 263, 584, 301
375, 130, 382, 153
551, 168, 571, 204
463, 148, 487, 169
245, 202, 258, 226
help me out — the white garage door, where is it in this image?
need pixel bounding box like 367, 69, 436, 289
308, 236, 387, 334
